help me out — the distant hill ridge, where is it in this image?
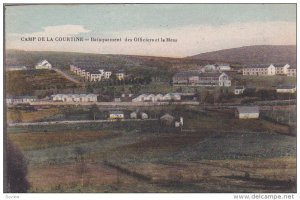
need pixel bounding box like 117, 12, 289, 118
187, 45, 296, 67
6, 45, 296, 70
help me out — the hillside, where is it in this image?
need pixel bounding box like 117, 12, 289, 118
5, 50, 211, 72
188, 45, 296, 67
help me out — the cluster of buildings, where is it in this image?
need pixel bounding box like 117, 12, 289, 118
234, 85, 297, 95
108, 110, 149, 120
108, 111, 184, 128
52, 94, 98, 102
172, 63, 233, 87
6, 59, 52, 71
172, 71, 231, 87
6, 96, 37, 105
132, 93, 181, 102
70, 63, 125, 82
198, 63, 231, 72
242, 64, 296, 76
6, 65, 28, 71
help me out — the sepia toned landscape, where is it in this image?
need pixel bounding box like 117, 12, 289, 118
4, 4, 296, 193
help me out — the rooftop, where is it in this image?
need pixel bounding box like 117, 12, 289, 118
243, 64, 272, 68
198, 72, 224, 78
277, 85, 296, 89
109, 111, 124, 115
235, 86, 245, 90
237, 106, 259, 114
173, 71, 201, 77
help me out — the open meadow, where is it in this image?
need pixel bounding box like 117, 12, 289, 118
7, 107, 296, 192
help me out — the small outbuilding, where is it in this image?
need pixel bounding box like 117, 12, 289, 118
234, 86, 245, 95
35, 59, 52, 69
276, 85, 296, 94
140, 112, 148, 119
130, 111, 138, 119
235, 106, 259, 119
160, 113, 175, 126
108, 111, 124, 119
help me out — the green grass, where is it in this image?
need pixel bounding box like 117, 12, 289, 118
6, 69, 79, 96
233, 74, 296, 89
7, 108, 296, 192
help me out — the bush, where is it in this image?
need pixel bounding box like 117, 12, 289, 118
6, 140, 30, 192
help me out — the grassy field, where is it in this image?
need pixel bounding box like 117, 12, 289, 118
7, 107, 296, 192
25, 156, 295, 193
6, 70, 79, 96
8, 131, 119, 151
9, 127, 295, 192
233, 74, 296, 89
7, 107, 62, 123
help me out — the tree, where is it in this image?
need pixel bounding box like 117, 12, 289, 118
6, 140, 30, 192
10, 109, 23, 123
86, 84, 94, 93
129, 85, 141, 94
89, 104, 100, 120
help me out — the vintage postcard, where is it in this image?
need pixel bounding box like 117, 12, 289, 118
3, 3, 297, 195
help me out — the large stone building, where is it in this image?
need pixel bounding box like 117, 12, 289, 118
172, 71, 231, 87
242, 64, 291, 76
70, 63, 112, 82
242, 64, 276, 76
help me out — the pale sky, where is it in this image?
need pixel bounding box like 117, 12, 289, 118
5, 4, 296, 57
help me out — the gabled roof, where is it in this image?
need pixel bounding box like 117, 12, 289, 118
272, 63, 290, 68
37, 60, 51, 66
288, 66, 296, 69
237, 106, 259, 114
88, 69, 104, 74
160, 113, 175, 121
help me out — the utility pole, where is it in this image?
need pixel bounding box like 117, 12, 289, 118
288, 93, 291, 124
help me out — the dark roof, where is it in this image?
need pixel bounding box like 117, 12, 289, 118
173, 71, 200, 78
160, 113, 175, 121
277, 85, 296, 89
235, 86, 245, 90
243, 64, 272, 68
288, 66, 296, 69
14, 96, 37, 99
271, 63, 290, 68
72, 62, 105, 69
109, 111, 124, 115
198, 72, 224, 78
87, 69, 103, 74
237, 106, 259, 114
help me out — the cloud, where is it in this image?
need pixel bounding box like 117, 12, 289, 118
10, 24, 90, 37
6, 22, 295, 57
